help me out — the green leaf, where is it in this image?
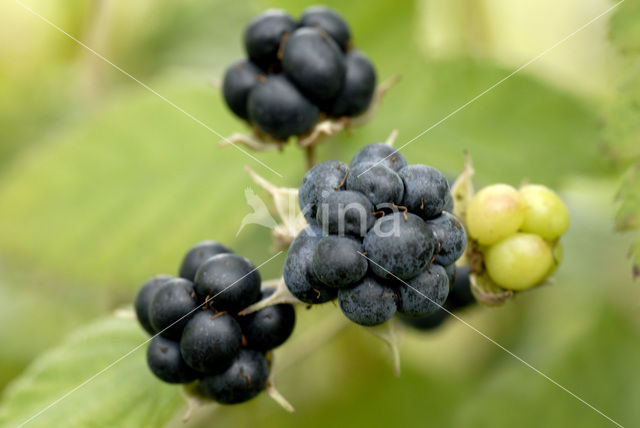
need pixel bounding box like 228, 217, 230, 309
615, 162, 640, 231
0, 81, 297, 290
0, 315, 183, 428
606, 0, 640, 277
602, 68, 640, 163
0, 268, 107, 390
614, 162, 640, 277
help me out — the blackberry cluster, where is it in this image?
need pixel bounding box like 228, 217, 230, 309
222, 6, 377, 140
399, 265, 476, 330
283, 143, 467, 326
134, 241, 295, 404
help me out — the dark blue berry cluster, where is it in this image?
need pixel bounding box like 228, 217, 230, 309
284, 143, 467, 326
134, 241, 295, 404
222, 6, 377, 140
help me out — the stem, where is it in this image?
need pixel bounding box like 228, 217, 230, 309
305, 145, 316, 169
265, 379, 295, 413
385, 129, 399, 146
238, 278, 303, 315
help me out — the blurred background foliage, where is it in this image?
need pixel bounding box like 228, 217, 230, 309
0, 0, 638, 427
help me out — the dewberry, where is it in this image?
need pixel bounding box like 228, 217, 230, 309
350, 143, 408, 173
194, 253, 261, 313
363, 212, 436, 280
398, 164, 450, 219
346, 162, 404, 207
135, 274, 172, 335
281, 27, 346, 103
239, 288, 296, 352
244, 9, 296, 70
200, 349, 270, 404
180, 311, 242, 374
426, 212, 467, 266
247, 75, 319, 140
312, 235, 368, 287
179, 240, 233, 282
338, 276, 397, 326
299, 5, 351, 50
396, 264, 449, 318
326, 50, 376, 117
222, 60, 264, 121
315, 190, 375, 237
283, 225, 338, 304
299, 160, 349, 224
147, 335, 199, 384
148, 278, 198, 340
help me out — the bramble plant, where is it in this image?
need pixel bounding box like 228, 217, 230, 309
130, 5, 571, 412
15, 2, 640, 427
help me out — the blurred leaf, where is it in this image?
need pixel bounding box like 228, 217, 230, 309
609, 0, 640, 54
0, 316, 182, 428
0, 267, 109, 390
602, 66, 640, 163
614, 162, 640, 278
615, 162, 640, 231
606, 0, 640, 277
0, 80, 299, 290
453, 306, 640, 427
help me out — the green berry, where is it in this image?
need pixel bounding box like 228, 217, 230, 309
519, 184, 569, 240
466, 184, 525, 245
484, 233, 553, 291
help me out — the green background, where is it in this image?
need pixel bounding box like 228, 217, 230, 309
0, 0, 638, 427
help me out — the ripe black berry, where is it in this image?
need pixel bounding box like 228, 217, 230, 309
398, 164, 450, 219
316, 190, 375, 237
363, 212, 436, 280
282, 27, 346, 103
148, 278, 198, 340
447, 265, 475, 310
194, 253, 261, 313
180, 311, 242, 374
426, 212, 467, 266
443, 263, 456, 284
239, 288, 296, 352
312, 235, 367, 287
247, 75, 319, 140
396, 264, 449, 318
222, 60, 263, 121
326, 50, 376, 117
350, 142, 408, 173
338, 276, 397, 326
283, 226, 338, 304
299, 5, 351, 51
147, 335, 199, 384
200, 349, 270, 404
244, 9, 296, 70
179, 240, 233, 282
346, 162, 404, 207
299, 160, 349, 223
135, 274, 171, 335
398, 309, 448, 331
